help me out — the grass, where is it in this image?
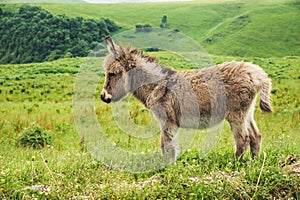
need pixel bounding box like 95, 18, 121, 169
0, 0, 299, 198
0, 54, 299, 199
0, 58, 80, 102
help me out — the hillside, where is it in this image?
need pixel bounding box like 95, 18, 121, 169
22, 0, 300, 58
0, 5, 119, 64
1, 0, 299, 58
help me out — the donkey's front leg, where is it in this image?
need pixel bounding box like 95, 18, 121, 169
160, 121, 179, 162
149, 104, 178, 162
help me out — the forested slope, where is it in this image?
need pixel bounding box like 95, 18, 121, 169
0, 5, 119, 64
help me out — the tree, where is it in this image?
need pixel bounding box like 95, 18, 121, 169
71, 40, 89, 57
64, 52, 73, 58
143, 24, 152, 32
102, 18, 119, 32
135, 24, 143, 32
161, 15, 168, 28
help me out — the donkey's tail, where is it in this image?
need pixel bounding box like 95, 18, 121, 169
260, 77, 272, 113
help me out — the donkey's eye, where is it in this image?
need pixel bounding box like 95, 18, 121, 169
108, 73, 116, 77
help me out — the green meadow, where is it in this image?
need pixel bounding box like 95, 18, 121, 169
35, 0, 300, 57
0, 0, 299, 199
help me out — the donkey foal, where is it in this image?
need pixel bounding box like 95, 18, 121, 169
101, 36, 272, 161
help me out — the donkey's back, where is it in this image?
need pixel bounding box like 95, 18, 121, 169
179, 61, 272, 123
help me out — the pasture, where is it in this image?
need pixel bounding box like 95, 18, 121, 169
0, 54, 299, 199
0, 0, 299, 199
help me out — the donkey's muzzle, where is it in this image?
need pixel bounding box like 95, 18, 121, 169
101, 89, 112, 104
101, 94, 111, 103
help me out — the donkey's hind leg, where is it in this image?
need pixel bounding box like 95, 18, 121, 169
246, 99, 262, 159
228, 115, 250, 159
248, 119, 262, 159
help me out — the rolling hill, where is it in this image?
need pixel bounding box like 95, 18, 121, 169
34, 0, 300, 57
1, 0, 299, 58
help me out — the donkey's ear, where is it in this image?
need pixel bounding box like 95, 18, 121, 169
105, 35, 119, 59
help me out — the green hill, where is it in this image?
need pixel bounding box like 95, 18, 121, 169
1, 0, 299, 58
24, 0, 300, 58
202, 1, 300, 57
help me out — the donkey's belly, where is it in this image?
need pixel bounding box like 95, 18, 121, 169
178, 113, 224, 129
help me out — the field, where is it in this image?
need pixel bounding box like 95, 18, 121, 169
0, 0, 300, 199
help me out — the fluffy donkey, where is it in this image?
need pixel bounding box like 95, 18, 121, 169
101, 36, 272, 161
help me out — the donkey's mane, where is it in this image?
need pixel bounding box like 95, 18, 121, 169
106, 44, 156, 63
132, 47, 178, 77
105, 44, 176, 76
125, 45, 157, 63
104, 44, 158, 70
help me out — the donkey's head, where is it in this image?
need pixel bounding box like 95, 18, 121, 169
101, 36, 158, 103
101, 36, 129, 103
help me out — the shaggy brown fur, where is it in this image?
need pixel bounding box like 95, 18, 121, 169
101, 36, 272, 161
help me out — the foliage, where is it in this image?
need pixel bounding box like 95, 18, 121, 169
160, 14, 168, 28
144, 47, 160, 52
136, 24, 152, 32
16, 123, 52, 148
0, 5, 119, 64
135, 24, 143, 32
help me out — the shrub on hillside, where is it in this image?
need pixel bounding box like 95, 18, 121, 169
135, 24, 152, 32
